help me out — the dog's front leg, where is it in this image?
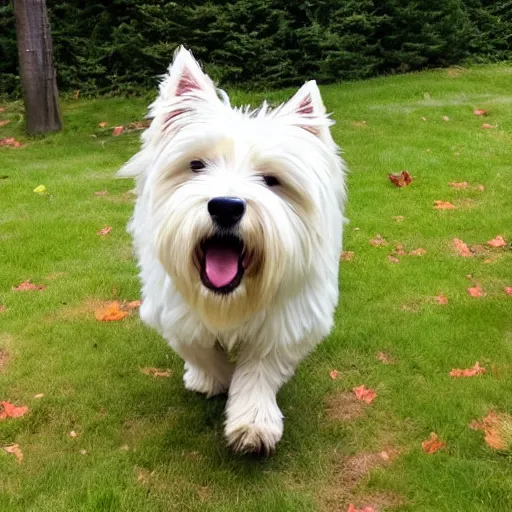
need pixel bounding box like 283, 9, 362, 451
225, 345, 305, 454
171, 342, 234, 398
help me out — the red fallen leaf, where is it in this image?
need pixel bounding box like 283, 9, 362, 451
453, 238, 473, 257
434, 293, 449, 305
393, 244, 406, 256
410, 248, 427, 256
348, 505, 376, 512
487, 236, 506, 248
0, 137, 22, 148
388, 170, 412, 188
388, 255, 400, 264
94, 190, 109, 196
370, 234, 387, 247
505, 287, 512, 296
330, 370, 339, 380
0, 120, 10, 127
98, 121, 107, 128
473, 109, 488, 116
450, 362, 486, 377
112, 126, 124, 136
481, 123, 495, 129
140, 367, 171, 378
12, 279, 46, 291
95, 301, 128, 322
449, 181, 469, 189
3, 444, 23, 463
422, 432, 445, 454
353, 385, 376, 404
471, 411, 512, 451
340, 251, 354, 261
434, 200, 456, 210
468, 285, 485, 298
97, 226, 112, 236
0, 401, 29, 420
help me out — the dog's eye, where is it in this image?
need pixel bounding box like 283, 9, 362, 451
262, 175, 280, 187
190, 160, 205, 172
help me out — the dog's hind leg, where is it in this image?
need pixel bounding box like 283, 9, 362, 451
172, 342, 234, 398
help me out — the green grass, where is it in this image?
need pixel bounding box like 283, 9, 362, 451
1, 63, 512, 512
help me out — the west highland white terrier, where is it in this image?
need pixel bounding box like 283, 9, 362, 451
119, 47, 346, 454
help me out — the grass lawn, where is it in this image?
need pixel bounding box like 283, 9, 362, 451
1, 64, 512, 512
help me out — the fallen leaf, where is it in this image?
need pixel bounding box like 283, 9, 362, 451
0, 137, 22, 148
449, 181, 469, 189
487, 236, 506, 248
140, 367, 171, 378
128, 120, 150, 130
453, 238, 473, 257
434, 294, 449, 305
79, 449, 87, 455
442, 116, 450, 121
0, 107, 5, 112
0, 120, 10, 127
330, 370, 339, 380
341, 251, 355, 261
112, 126, 124, 136
393, 244, 406, 256
94, 190, 109, 196
97, 226, 112, 236
352, 120, 367, 127
388, 170, 412, 188
370, 235, 388, 247
422, 432, 445, 454
73, 90, 80, 100
476, 184, 485, 191
450, 362, 486, 377
347, 505, 376, 512
33, 184, 47, 195
481, 123, 495, 129
388, 255, 400, 264
410, 248, 427, 256
0, 401, 29, 420
3, 444, 23, 463
34, 393, 44, 399
126, 300, 142, 309
353, 385, 376, 404
393, 215, 405, 222
0, 304, 6, 313
504, 287, 512, 296
421, 116, 427, 121
473, 109, 488, 116
98, 121, 108, 128
471, 411, 512, 451
12, 280, 46, 291
120, 444, 130, 451
95, 301, 128, 322
69, 431, 78, 438
468, 285, 485, 298
376, 352, 396, 364
434, 200, 456, 210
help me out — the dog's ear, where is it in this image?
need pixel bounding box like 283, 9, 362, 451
158, 46, 219, 102
277, 81, 334, 144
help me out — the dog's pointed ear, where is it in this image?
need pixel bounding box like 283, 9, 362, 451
159, 46, 218, 101
277, 81, 334, 144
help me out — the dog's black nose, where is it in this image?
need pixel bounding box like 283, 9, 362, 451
208, 197, 246, 227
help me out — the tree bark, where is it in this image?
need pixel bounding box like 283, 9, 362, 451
14, 0, 62, 134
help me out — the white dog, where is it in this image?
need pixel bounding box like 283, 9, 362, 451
119, 47, 346, 454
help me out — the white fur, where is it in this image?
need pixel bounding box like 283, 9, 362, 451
119, 46, 347, 454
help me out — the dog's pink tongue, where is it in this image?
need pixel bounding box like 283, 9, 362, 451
205, 247, 239, 288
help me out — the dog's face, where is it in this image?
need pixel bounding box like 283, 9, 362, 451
121, 48, 343, 330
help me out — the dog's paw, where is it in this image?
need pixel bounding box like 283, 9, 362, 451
183, 364, 227, 398
225, 421, 283, 455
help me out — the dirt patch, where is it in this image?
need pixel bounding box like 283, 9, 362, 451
0, 348, 9, 373
325, 391, 366, 422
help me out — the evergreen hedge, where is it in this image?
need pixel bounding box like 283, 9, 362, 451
1, 0, 510, 97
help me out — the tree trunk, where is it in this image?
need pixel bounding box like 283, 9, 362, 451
14, 0, 62, 135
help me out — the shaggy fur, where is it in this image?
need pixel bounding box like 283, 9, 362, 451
119, 46, 346, 454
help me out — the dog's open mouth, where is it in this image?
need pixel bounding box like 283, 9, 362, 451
199, 234, 245, 294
